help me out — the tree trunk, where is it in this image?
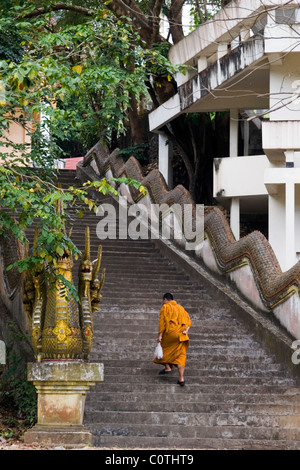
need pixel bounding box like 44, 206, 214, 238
128, 93, 147, 145
167, 113, 217, 205
166, 0, 185, 44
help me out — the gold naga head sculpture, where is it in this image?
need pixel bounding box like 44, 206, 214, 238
22, 197, 105, 361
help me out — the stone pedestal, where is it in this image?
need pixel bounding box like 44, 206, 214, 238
24, 361, 103, 448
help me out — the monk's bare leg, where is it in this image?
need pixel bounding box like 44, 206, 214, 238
178, 365, 185, 383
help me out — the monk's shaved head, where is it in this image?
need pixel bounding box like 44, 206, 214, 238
163, 293, 173, 301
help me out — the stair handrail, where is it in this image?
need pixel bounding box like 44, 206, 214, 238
204, 206, 300, 309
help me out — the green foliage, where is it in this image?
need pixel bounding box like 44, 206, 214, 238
118, 144, 149, 164
109, 177, 147, 195
0, 323, 37, 427
0, 30, 24, 63
0, 3, 184, 153
189, 0, 222, 30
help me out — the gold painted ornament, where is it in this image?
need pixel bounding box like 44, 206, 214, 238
22, 209, 105, 361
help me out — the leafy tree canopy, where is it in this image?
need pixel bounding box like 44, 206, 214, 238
0, 0, 224, 294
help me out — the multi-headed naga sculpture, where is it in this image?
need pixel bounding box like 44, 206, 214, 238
22, 219, 105, 361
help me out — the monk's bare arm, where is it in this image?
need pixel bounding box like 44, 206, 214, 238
157, 306, 166, 342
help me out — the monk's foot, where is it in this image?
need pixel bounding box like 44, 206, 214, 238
177, 380, 185, 386
159, 369, 172, 375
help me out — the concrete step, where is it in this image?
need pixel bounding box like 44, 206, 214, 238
85, 399, 299, 414
88, 372, 294, 387
89, 360, 287, 374
91, 330, 257, 341
86, 421, 300, 442
93, 311, 239, 321
84, 409, 300, 430
91, 337, 265, 352
87, 434, 300, 450
86, 389, 300, 406
84, 380, 299, 394
90, 353, 277, 364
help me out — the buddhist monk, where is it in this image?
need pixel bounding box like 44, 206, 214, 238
154, 293, 191, 386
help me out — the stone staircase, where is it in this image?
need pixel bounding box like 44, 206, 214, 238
59, 170, 300, 449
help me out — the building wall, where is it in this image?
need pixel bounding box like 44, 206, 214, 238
214, 155, 269, 198
0, 116, 32, 163
269, 53, 300, 122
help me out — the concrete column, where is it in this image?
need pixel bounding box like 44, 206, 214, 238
158, 133, 173, 188
285, 150, 295, 168
268, 189, 286, 270
267, 10, 276, 26
243, 120, 249, 156
230, 197, 240, 240
285, 181, 296, 269
198, 56, 208, 73
230, 109, 239, 158
217, 43, 228, 60
240, 27, 251, 42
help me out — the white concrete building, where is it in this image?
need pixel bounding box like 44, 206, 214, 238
148, 0, 300, 272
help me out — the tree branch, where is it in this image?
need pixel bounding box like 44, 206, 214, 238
166, 0, 185, 44
19, 3, 94, 19
150, 0, 165, 44
109, 0, 155, 46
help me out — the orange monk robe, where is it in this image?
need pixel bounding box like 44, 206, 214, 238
153, 300, 191, 367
